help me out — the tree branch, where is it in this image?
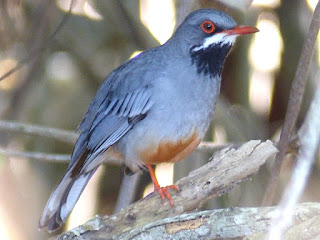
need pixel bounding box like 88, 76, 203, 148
64, 202, 320, 239
0, 120, 78, 144
56, 140, 277, 239
0, 148, 124, 168
266, 75, 320, 239
0, 147, 121, 165
262, 0, 320, 206
0, 148, 71, 163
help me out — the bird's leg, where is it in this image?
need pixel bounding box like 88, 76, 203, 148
146, 165, 179, 206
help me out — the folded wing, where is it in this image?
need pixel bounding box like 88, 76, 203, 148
39, 76, 154, 231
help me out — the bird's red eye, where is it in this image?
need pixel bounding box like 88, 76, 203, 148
201, 21, 215, 34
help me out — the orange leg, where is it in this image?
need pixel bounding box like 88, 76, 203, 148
147, 165, 179, 206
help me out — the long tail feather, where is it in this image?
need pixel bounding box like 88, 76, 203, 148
38, 166, 98, 232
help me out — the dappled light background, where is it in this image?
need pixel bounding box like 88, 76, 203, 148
0, 0, 318, 239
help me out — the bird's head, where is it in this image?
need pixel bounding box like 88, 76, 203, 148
171, 9, 259, 77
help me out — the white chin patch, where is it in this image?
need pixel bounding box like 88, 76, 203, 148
192, 33, 237, 52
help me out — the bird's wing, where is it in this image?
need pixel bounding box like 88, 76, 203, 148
70, 74, 154, 174
39, 57, 157, 231
39, 79, 155, 231
84, 86, 153, 170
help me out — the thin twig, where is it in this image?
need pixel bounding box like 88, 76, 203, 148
266, 74, 320, 240
0, 148, 71, 163
262, 1, 320, 206
0, 120, 78, 144
0, 0, 76, 82
0, 147, 121, 165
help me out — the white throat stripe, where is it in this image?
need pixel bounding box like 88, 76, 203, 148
192, 33, 237, 52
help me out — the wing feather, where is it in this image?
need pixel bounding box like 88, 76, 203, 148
72, 84, 154, 173
103, 98, 117, 115
122, 91, 138, 116
129, 90, 151, 117
118, 92, 133, 116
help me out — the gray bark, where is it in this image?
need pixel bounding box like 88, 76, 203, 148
57, 140, 277, 240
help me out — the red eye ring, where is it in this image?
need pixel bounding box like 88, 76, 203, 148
201, 20, 215, 34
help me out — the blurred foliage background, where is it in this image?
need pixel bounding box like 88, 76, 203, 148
0, 0, 319, 239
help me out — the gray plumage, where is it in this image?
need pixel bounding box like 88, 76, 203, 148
39, 9, 252, 232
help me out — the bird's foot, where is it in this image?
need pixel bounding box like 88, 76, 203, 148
154, 184, 179, 206
147, 164, 179, 206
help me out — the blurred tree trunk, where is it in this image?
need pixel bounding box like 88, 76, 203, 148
270, 0, 305, 126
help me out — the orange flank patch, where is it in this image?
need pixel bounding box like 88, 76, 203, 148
139, 132, 201, 165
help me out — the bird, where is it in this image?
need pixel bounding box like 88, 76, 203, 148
39, 8, 258, 232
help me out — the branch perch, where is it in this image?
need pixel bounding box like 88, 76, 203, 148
56, 140, 277, 239
63, 202, 320, 239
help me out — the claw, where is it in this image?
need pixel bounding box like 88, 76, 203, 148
147, 165, 179, 206
154, 184, 179, 206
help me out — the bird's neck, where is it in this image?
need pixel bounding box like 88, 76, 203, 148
190, 43, 233, 78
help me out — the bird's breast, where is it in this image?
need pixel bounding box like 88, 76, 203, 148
153, 73, 221, 133
115, 73, 221, 170
138, 130, 201, 165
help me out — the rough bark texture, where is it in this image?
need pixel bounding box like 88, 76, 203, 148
56, 140, 277, 240
124, 203, 320, 239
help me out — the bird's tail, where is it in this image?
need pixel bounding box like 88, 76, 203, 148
38, 165, 98, 232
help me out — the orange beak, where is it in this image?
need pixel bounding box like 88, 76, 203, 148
222, 25, 259, 35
